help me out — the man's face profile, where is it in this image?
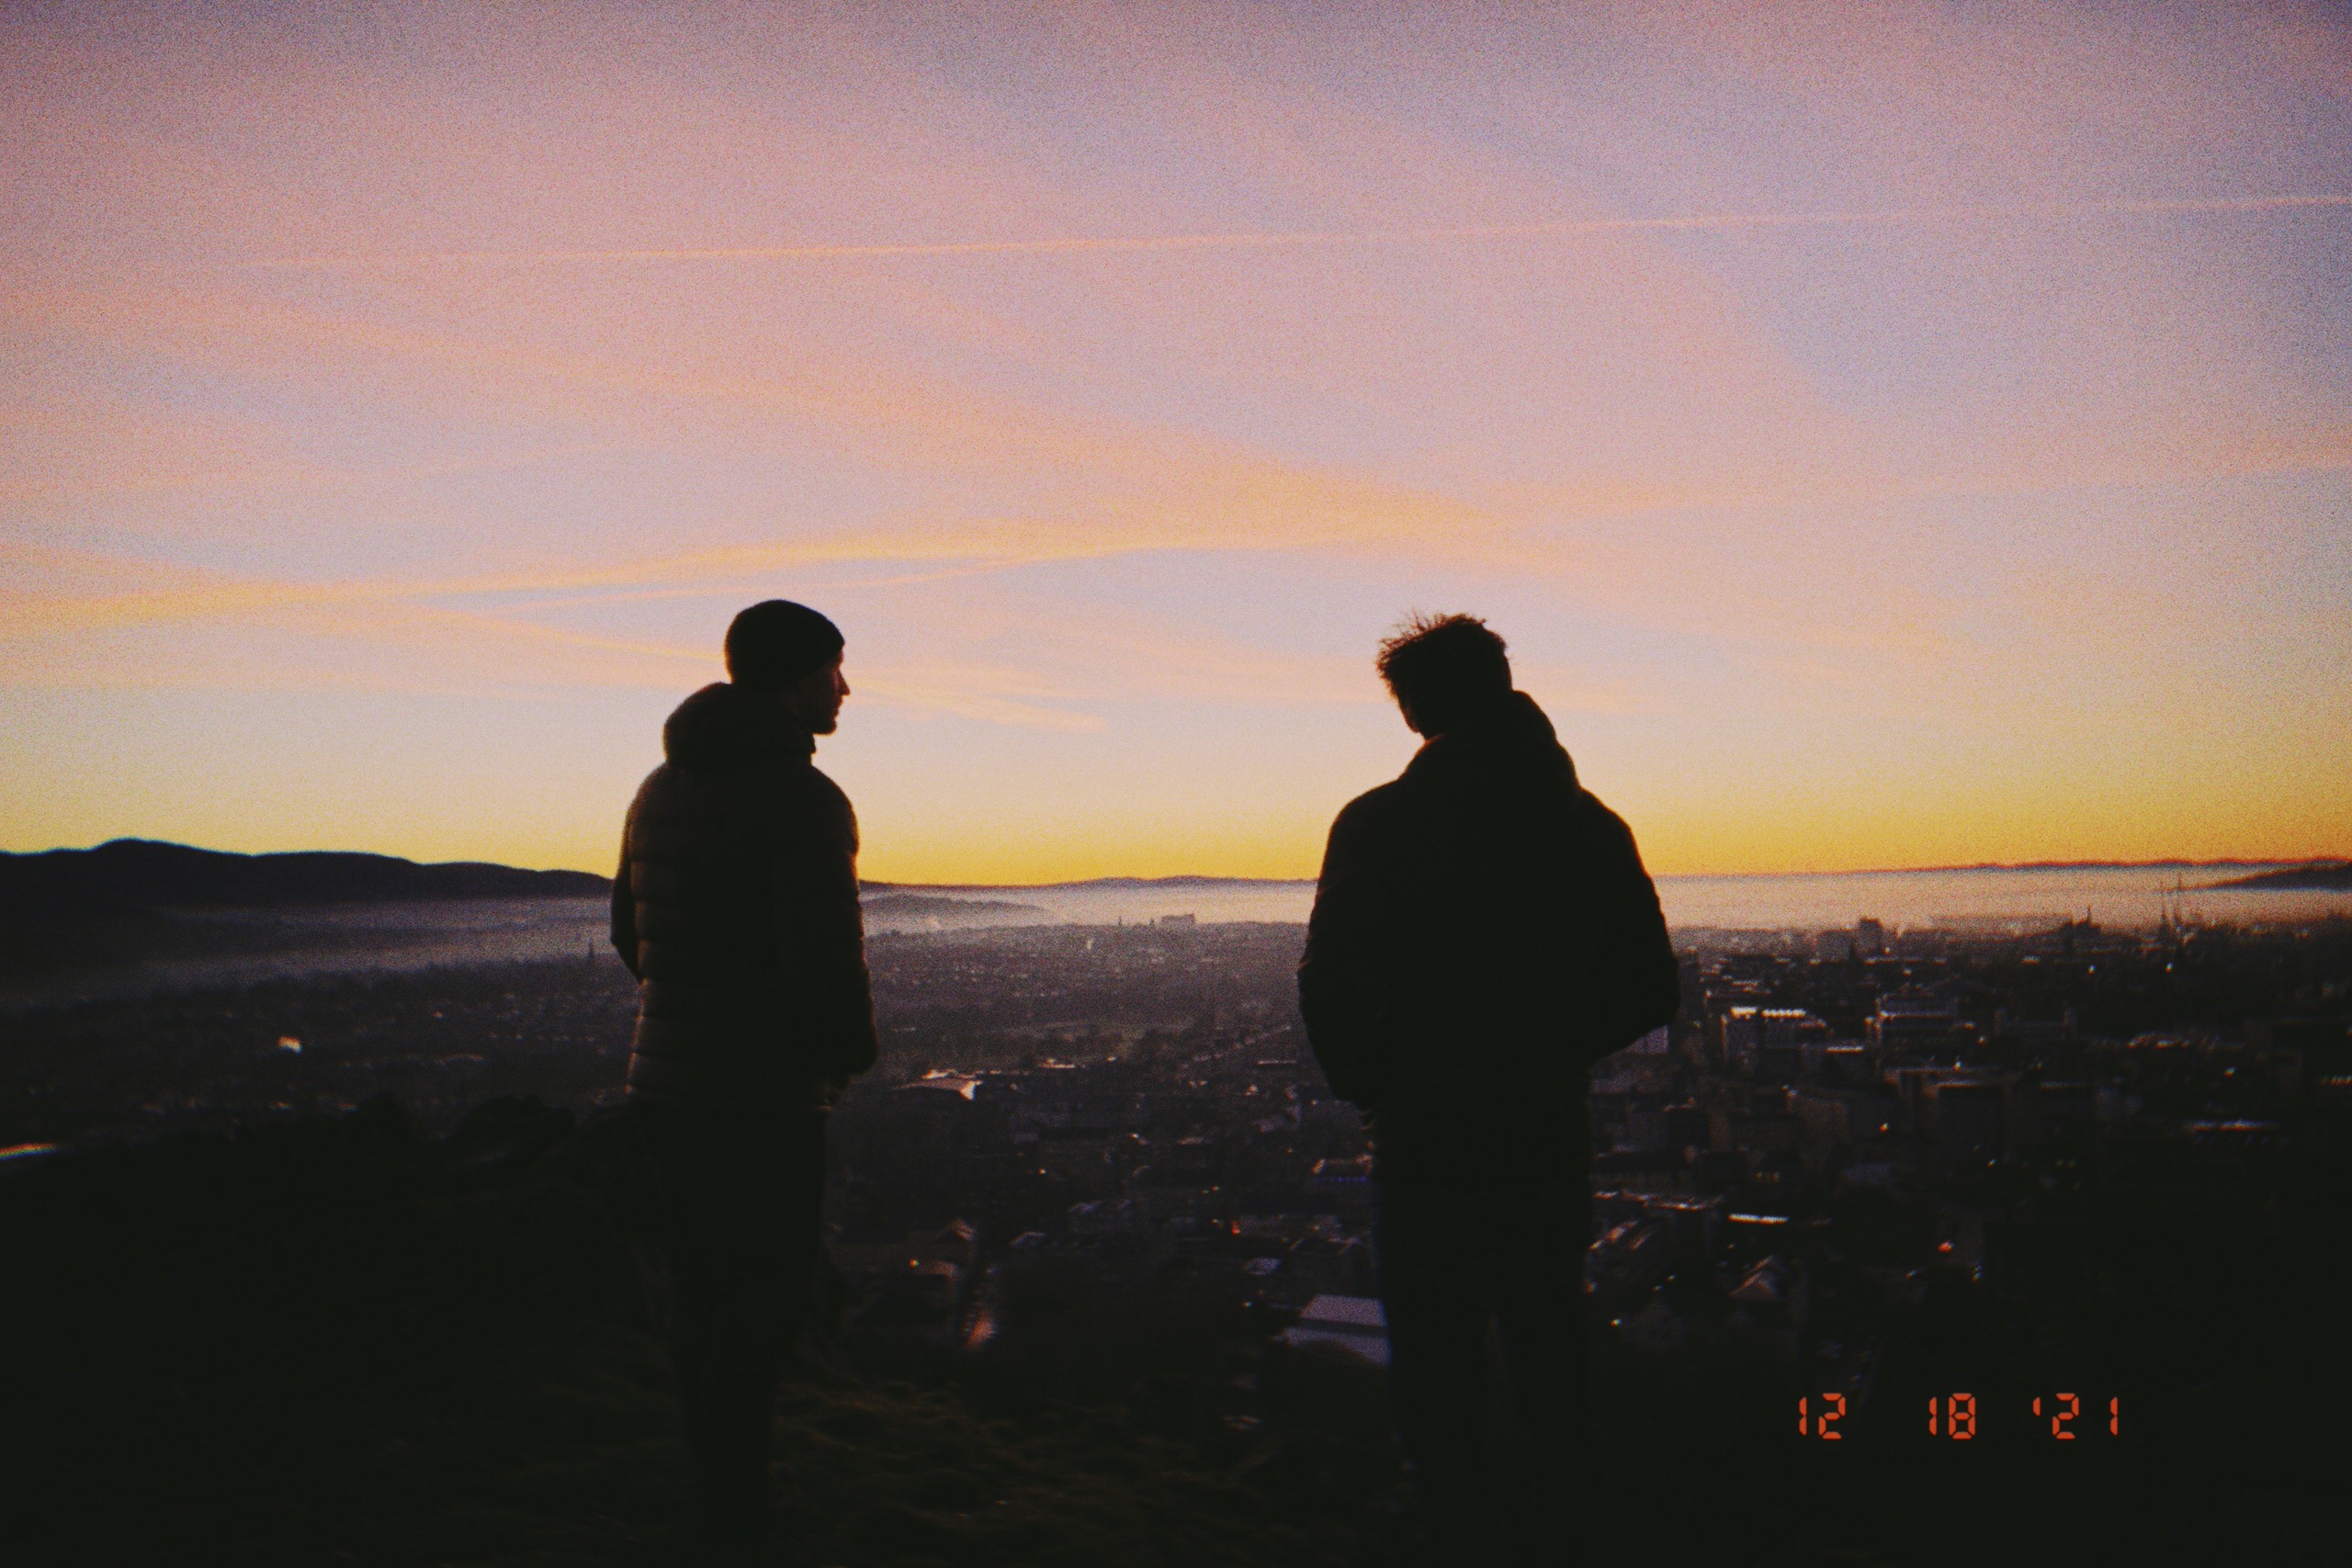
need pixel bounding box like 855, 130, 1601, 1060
779, 654, 850, 736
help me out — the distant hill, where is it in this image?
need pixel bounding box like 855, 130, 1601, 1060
2209, 862, 2352, 892
0, 840, 608, 918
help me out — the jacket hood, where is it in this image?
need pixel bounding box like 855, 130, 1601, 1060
662, 682, 815, 769
1403, 689, 1578, 791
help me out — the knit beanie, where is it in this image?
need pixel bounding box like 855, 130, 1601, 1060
724, 600, 844, 690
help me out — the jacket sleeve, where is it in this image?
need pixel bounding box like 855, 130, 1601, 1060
1297, 798, 1399, 1108
1578, 801, 1679, 1059
609, 798, 641, 980
775, 776, 879, 1080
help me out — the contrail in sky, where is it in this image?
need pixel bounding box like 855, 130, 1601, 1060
243, 194, 2352, 272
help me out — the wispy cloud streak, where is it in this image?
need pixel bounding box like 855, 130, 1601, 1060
242, 195, 2352, 273
4, 535, 1079, 636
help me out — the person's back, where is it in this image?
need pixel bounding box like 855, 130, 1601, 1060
1298, 613, 1677, 1565
618, 679, 873, 1110
1301, 681, 1676, 1179
610, 600, 876, 1551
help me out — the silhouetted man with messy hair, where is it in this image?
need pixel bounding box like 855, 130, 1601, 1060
612, 600, 876, 1551
1299, 614, 1678, 1566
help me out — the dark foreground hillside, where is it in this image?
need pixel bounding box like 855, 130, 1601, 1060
0, 1099, 1419, 1567
1, 1100, 2339, 1567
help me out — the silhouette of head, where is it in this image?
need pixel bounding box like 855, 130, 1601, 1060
725, 600, 850, 735
1376, 613, 1511, 737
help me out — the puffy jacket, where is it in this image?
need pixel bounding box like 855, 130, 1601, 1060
611, 682, 877, 1111
1297, 690, 1678, 1178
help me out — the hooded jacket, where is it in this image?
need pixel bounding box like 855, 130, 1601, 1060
1297, 690, 1678, 1178
611, 682, 877, 1111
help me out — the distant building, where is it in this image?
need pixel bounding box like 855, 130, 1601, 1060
1068, 1199, 1145, 1237
831, 1221, 982, 1333
1589, 1146, 1692, 1190
2025, 916, 2109, 958
2012, 1079, 2095, 1146
1838, 1160, 1895, 1191
901, 1071, 983, 1102
1719, 1006, 1831, 1077
1818, 1042, 1879, 1084
1296, 1097, 1363, 1137
2248, 1017, 2352, 1100
1595, 1190, 1721, 1266
1662, 1102, 1711, 1148
1711, 1101, 1802, 1156
1306, 1155, 1375, 1220
1277, 1294, 1390, 1368
1922, 1078, 2005, 1156
1870, 990, 1972, 1058
1620, 1295, 1688, 1352
1727, 1253, 1810, 1359
1791, 1086, 1899, 1161
1282, 1235, 1375, 1299
1589, 1217, 1675, 1303
1609, 1096, 1706, 1155
2182, 1118, 2285, 1148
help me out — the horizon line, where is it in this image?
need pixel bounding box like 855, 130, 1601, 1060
876, 854, 2352, 892
12, 838, 2346, 886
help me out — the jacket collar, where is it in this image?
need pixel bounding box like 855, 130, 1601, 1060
662, 682, 816, 768
1401, 689, 1578, 790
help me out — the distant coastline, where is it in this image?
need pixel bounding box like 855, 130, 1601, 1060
10, 840, 2349, 908
1832, 856, 2335, 875
2204, 862, 2352, 892
865, 874, 1315, 894
872, 858, 2345, 895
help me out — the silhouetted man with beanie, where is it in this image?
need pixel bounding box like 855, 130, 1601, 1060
1299, 614, 1679, 1566
611, 600, 876, 1550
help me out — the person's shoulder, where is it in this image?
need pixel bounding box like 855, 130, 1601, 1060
1341, 776, 1406, 813
794, 761, 860, 846
1563, 785, 1650, 879
1570, 784, 1636, 840
628, 759, 681, 811
1333, 776, 1409, 829
803, 760, 854, 810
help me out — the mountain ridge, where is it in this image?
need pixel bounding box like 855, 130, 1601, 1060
0, 839, 609, 917
2206, 861, 2352, 892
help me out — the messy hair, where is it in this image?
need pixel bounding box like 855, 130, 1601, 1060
1375, 613, 1512, 734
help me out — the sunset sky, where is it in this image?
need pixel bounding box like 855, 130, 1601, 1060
5, 3, 2348, 884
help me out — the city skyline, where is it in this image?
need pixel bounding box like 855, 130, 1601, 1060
6, 4, 2350, 882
